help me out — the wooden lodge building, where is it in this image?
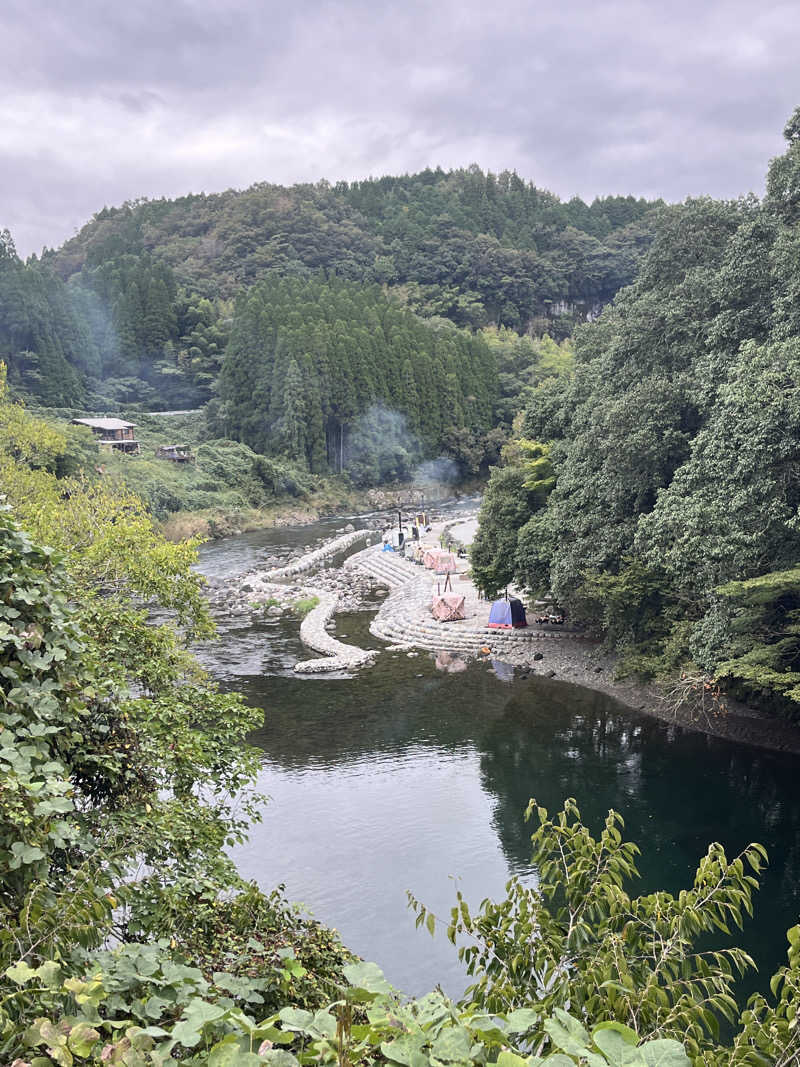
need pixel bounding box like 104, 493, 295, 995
71, 417, 140, 454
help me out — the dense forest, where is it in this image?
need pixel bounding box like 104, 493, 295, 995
472, 107, 800, 721
2, 380, 800, 1063
47, 166, 658, 326
0, 167, 658, 417
214, 276, 498, 480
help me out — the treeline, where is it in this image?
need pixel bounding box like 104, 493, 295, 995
473, 107, 800, 719
46, 167, 658, 326
2, 166, 657, 417
0, 230, 94, 405
214, 276, 499, 483
0, 231, 229, 410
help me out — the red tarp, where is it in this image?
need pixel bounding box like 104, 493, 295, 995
431, 593, 466, 621
423, 548, 442, 569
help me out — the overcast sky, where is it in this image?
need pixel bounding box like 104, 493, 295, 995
3, 0, 800, 257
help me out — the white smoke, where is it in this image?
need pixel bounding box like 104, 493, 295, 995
343, 404, 460, 491
413, 456, 459, 487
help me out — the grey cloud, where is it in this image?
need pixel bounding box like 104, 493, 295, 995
2, 0, 800, 254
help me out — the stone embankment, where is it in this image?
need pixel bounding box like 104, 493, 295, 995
293, 592, 377, 674
203, 527, 385, 672
204, 528, 376, 617
346, 544, 575, 656
261, 528, 368, 581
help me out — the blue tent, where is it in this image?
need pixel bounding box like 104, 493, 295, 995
488, 598, 527, 629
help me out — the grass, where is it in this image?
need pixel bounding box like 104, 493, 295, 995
292, 596, 320, 618
37, 406, 483, 542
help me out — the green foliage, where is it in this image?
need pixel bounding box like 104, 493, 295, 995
570, 561, 678, 674
411, 799, 779, 1063
0, 388, 355, 1063
0, 513, 91, 891
2, 948, 689, 1067
473, 107, 800, 715
711, 567, 800, 718
2, 168, 657, 412
471, 442, 555, 598
292, 597, 320, 618
0, 231, 93, 406
45, 170, 660, 336
0, 364, 74, 469
481, 328, 574, 425
214, 275, 498, 474
471, 466, 535, 597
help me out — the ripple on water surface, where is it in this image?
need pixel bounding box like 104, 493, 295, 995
236, 745, 518, 996
197, 516, 800, 1004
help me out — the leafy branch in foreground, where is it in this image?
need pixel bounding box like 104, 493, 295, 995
410, 798, 769, 1062
4, 953, 690, 1066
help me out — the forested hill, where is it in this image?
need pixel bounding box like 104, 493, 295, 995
214, 276, 499, 482
1, 165, 660, 419
47, 168, 658, 324
472, 106, 800, 720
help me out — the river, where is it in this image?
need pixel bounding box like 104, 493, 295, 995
194, 511, 800, 1003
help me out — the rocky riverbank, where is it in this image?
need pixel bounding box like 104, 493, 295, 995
162, 484, 475, 541
201, 515, 800, 755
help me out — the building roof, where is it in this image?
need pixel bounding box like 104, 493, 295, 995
71, 417, 136, 430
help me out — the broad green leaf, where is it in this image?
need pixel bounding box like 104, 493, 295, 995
182, 998, 228, 1028
343, 961, 393, 998
468, 1014, 508, 1034
381, 1032, 428, 1066
592, 1028, 646, 1065
10, 841, 46, 865
67, 1021, 100, 1057
431, 1025, 472, 1061
545, 1009, 591, 1056
592, 1022, 638, 1046
37, 961, 63, 987
208, 1035, 263, 1067
277, 1007, 313, 1031
639, 1039, 692, 1066
497, 1052, 529, 1067
505, 1008, 540, 1033
6, 960, 38, 984
260, 1051, 301, 1067
308, 1010, 337, 1040
144, 995, 171, 1019
170, 1000, 228, 1051
169, 1020, 203, 1049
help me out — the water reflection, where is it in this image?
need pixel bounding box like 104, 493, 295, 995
227, 651, 800, 1000
195, 519, 800, 1003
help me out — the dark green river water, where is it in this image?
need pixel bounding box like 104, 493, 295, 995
195, 513, 800, 1003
